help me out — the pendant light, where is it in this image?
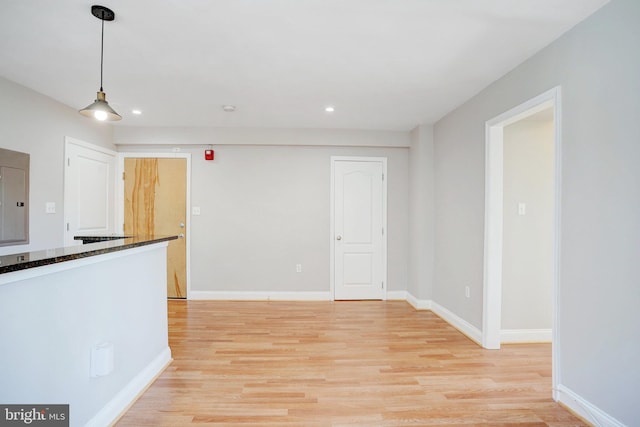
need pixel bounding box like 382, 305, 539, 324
79, 5, 121, 121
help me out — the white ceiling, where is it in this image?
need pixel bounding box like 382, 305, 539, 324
0, 0, 609, 131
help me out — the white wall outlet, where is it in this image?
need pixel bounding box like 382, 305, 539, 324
45, 202, 56, 214
90, 342, 114, 377
192, 206, 201, 216
296, 264, 302, 273
465, 286, 470, 298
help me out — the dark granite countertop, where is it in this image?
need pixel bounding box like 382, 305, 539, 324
74, 235, 133, 244
0, 235, 178, 274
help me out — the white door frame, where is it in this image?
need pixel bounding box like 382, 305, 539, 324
117, 152, 192, 299
482, 86, 562, 399
330, 156, 388, 300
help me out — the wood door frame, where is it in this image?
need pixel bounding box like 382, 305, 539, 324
330, 156, 388, 301
483, 86, 561, 400
117, 152, 192, 299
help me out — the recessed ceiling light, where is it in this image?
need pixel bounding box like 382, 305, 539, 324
222, 105, 236, 112
132, 109, 142, 115
325, 106, 335, 113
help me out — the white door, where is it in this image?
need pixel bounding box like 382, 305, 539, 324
64, 137, 117, 246
332, 158, 386, 300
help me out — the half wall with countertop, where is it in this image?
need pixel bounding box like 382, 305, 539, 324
0, 236, 175, 426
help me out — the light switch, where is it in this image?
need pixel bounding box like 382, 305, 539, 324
518, 202, 526, 216
45, 202, 56, 214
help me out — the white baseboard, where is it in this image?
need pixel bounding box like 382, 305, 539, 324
556, 384, 625, 427
193, 290, 414, 302
405, 292, 432, 310
86, 347, 172, 427
190, 291, 332, 301
430, 301, 483, 345
500, 328, 552, 343
192, 290, 429, 303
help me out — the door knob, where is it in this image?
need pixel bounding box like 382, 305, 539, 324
336, 235, 342, 240
179, 223, 185, 228
179, 233, 185, 239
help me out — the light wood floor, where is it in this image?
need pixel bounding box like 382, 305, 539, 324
116, 300, 586, 426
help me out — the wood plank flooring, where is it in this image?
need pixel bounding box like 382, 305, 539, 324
116, 301, 586, 426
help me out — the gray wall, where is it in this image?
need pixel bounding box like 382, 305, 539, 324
433, 0, 639, 423
0, 77, 113, 255
408, 125, 434, 301
502, 114, 554, 331
115, 133, 410, 296
115, 126, 408, 148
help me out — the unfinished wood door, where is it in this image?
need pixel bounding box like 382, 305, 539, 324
124, 158, 187, 298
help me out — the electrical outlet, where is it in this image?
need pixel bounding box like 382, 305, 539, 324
296, 264, 302, 273
465, 286, 470, 298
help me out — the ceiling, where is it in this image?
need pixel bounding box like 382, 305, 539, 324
0, 0, 609, 131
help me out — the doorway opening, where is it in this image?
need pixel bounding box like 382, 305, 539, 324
482, 87, 561, 399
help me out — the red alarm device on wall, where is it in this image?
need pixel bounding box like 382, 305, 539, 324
205, 149, 214, 160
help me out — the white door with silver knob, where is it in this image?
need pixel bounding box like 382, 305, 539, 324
332, 157, 386, 300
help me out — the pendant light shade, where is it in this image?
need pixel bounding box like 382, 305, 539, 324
79, 5, 121, 121
80, 90, 121, 121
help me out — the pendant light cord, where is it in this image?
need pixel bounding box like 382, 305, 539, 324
99, 10, 105, 92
